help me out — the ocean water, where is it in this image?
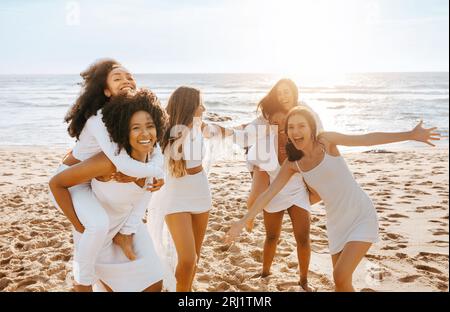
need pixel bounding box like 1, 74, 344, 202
0, 72, 448, 151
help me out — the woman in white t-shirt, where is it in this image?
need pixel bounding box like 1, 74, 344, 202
49, 59, 164, 291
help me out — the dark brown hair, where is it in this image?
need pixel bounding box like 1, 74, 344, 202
65, 58, 121, 139
257, 78, 299, 120
284, 107, 318, 161
102, 89, 168, 156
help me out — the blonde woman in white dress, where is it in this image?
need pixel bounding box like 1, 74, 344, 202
50, 90, 167, 291
226, 107, 440, 292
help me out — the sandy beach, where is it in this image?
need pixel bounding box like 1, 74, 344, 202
0, 146, 448, 292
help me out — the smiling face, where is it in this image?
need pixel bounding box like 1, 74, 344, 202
129, 111, 157, 157
276, 82, 296, 111
286, 113, 314, 150
104, 66, 137, 98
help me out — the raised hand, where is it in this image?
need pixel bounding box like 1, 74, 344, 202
410, 120, 441, 147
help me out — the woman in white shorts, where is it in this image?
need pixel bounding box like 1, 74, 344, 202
157, 86, 214, 292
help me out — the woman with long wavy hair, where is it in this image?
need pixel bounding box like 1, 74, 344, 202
226, 107, 440, 292
50, 90, 168, 292
155, 86, 216, 291
241, 79, 322, 291
50, 59, 164, 291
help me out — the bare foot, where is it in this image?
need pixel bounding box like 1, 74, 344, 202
251, 271, 272, 279
299, 278, 316, 292
113, 233, 136, 260
74, 284, 93, 292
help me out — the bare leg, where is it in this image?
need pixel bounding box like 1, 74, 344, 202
246, 169, 269, 232
332, 241, 372, 292
98, 280, 162, 292
143, 280, 163, 292
287, 206, 312, 291
74, 284, 93, 292
99, 280, 113, 292
166, 213, 197, 292
188, 212, 209, 290
262, 210, 284, 277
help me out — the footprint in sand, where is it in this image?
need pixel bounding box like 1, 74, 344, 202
382, 244, 407, 251
436, 282, 449, 291
398, 275, 421, 283
417, 252, 449, 263
415, 265, 442, 274
396, 201, 412, 204
250, 250, 263, 263
361, 288, 377, 292
276, 281, 303, 292
400, 195, 416, 199
387, 213, 409, 219
0, 278, 13, 291
395, 253, 408, 259
428, 220, 447, 227
430, 229, 449, 236
208, 281, 231, 291
384, 233, 403, 241
14, 278, 38, 290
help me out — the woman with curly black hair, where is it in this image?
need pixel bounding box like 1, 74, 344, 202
50, 59, 165, 292
50, 89, 168, 292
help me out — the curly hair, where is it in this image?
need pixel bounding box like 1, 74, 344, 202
65, 58, 121, 139
101, 89, 168, 156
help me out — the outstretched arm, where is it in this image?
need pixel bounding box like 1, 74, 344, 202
201, 122, 235, 139
320, 121, 440, 147
49, 153, 114, 233
86, 114, 164, 178
224, 160, 297, 243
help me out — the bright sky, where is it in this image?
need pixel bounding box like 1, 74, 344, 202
0, 0, 448, 74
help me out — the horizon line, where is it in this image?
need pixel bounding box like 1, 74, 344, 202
0, 71, 449, 76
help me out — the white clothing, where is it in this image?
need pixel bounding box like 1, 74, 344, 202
85, 178, 163, 292
182, 123, 206, 169
296, 152, 379, 255
248, 131, 310, 213
237, 101, 324, 150
156, 170, 212, 215
52, 110, 163, 285
72, 111, 164, 179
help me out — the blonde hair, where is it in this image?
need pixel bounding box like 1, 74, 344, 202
161, 86, 201, 178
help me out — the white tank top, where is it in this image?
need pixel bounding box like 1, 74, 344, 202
182, 123, 205, 169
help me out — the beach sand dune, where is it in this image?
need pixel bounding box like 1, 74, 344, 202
0, 147, 448, 292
